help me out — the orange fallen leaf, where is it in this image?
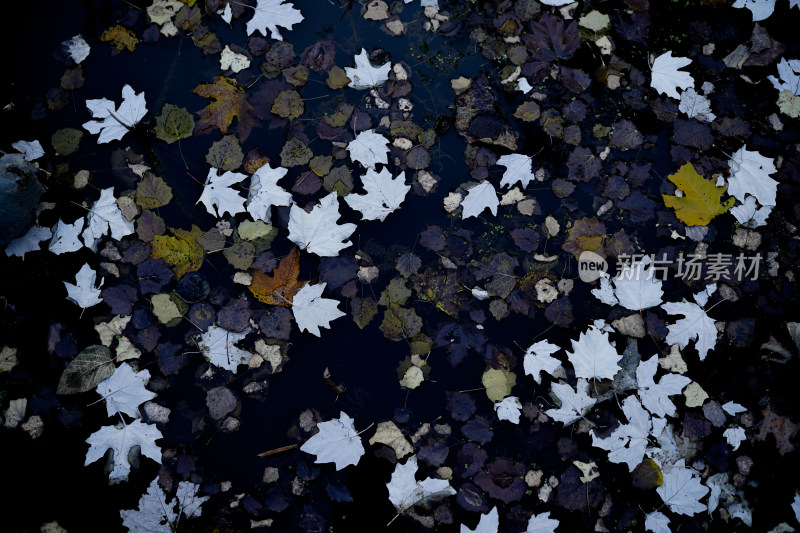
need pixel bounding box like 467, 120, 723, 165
249, 248, 303, 306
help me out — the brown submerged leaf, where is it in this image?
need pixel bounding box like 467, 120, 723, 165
193, 76, 257, 141
249, 248, 303, 306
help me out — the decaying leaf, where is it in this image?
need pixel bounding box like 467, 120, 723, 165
154, 104, 195, 144
193, 76, 257, 140
150, 225, 205, 279
57, 345, 115, 395
249, 248, 302, 306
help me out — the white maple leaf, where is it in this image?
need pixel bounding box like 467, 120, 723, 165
345, 48, 391, 89
592, 395, 651, 471
347, 129, 390, 169
637, 354, 690, 417
5, 225, 52, 258
85, 419, 163, 483
461, 507, 499, 533
611, 256, 664, 311
731, 195, 772, 228
723, 426, 746, 450
345, 168, 410, 221
61, 34, 90, 64
656, 460, 709, 516
387, 455, 456, 513
83, 85, 147, 143
792, 493, 800, 523
121, 478, 208, 533
461, 181, 499, 219
292, 282, 345, 336
64, 263, 103, 310
82, 187, 136, 248
299, 411, 365, 470
524, 511, 559, 533
591, 273, 618, 306
12, 139, 44, 161
198, 325, 253, 373
197, 168, 248, 218
662, 288, 718, 361
496, 153, 536, 189
246, 163, 293, 223
566, 324, 622, 381
768, 57, 800, 96
49, 218, 84, 255
546, 379, 597, 425
732, 0, 775, 21
288, 192, 357, 257
523, 340, 562, 385
494, 396, 522, 424
96, 363, 157, 418
245, 0, 304, 41
727, 145, 778, 207
644, 511, 671, 533
650, 51, 694, 99
679, 87, 715, 122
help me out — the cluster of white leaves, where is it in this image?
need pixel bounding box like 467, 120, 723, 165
592, 256, 664, 311
299, 411, 365, 470
662, 285, 719, 360
730, 195, 772, 228
592, 395, 653, 471
546, 378, 596, 425
637, 355, 690, 418
566, 324, 622, 381
198, 325, 253, 372
768, 57, 800, 95
650, 51, 694, 99
197, 169, 248, 217
523, 340, 562, 384
292, 282, 346, 336
345, 48, 391, 89
288, 192, 356, 257
345, 168, 410, 221
85, 419, 163, 483
732, 0, 776, 22
387, 455, 456, 513
496, 154, 537, 189
96, 363, 157, 418
727, 145, 778, 228
64, 263, 103, 310
461, 181, 499, 219
245, 0, 304, 41
82, 187, 135, 249
347, 129, 390, 169
120, 477, 208, 533
83, 85, 147, 143
679, 88, 716, 122
246, 163, 293, 223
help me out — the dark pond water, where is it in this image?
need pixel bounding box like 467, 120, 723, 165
1, 0, 800, 532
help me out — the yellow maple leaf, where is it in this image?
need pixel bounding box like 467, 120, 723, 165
150, 225, 204, 279
662, 163, 734, 226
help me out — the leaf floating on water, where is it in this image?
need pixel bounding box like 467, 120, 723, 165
150, 225, 205, 279
249, 248, 303, 306
154, 103, 195, 144
57, 345, 115, 395
662, 163, 734, 226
